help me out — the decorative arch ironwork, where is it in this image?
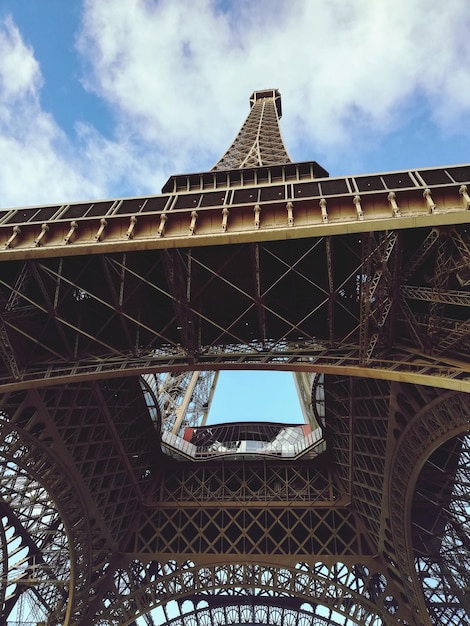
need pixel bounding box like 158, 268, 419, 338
0, 400, 96, 624
388, 390, 470, 625
91, 560, 409, 625
412, 432, 470, 624
144, 596, 386, 626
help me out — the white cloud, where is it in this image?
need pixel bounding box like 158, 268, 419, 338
0, 16, 40, 102
78, 0, 470, 172
78, 0, 248, 168
0, 15, 166, 209
0, 18, 96, 207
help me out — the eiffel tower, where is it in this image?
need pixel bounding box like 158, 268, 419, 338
0, 88, 469, 625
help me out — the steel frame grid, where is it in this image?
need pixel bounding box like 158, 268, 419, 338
0, 90, 470, 625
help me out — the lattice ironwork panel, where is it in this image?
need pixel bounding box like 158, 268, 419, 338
155, 460, 337, 505
134, 505, 365, 560
324, 376, 391, 545
36, 379, 160, 542
348, 378, 392, 543
323, 376, 353, 493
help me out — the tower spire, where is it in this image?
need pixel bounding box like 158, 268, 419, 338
212, 88, 292, 171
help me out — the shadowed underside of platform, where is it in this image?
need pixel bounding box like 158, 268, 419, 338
0, 225, 469, 391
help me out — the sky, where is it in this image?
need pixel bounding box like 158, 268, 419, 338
208, 370, 304, 423
1, 0, 470, 427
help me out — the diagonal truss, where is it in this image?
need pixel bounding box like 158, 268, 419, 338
212, 89, 292, 171
0, 227, 469, 392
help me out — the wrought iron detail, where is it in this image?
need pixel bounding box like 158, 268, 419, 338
0, 91, 469, 624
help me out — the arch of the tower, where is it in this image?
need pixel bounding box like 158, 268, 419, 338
89, 559, 408, 625
388, 389, 470, 625
157, 597, 365, 626
0, 399, 94, 623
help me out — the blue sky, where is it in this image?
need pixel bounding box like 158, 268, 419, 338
0, 0, 469, 424
208, 370, 303, 423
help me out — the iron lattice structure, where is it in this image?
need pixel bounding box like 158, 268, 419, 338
212, 89, 292, 171
0, 89, 469, 625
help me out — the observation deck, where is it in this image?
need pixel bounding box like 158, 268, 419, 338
162, 421, 326, 460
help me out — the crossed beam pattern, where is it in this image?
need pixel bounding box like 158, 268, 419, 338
0, 90, 469, 625
0, 226, 469, 391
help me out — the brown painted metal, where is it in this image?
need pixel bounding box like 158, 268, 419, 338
0, 90, 469, 625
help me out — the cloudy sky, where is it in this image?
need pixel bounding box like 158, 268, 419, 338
1, 0, 469, 211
